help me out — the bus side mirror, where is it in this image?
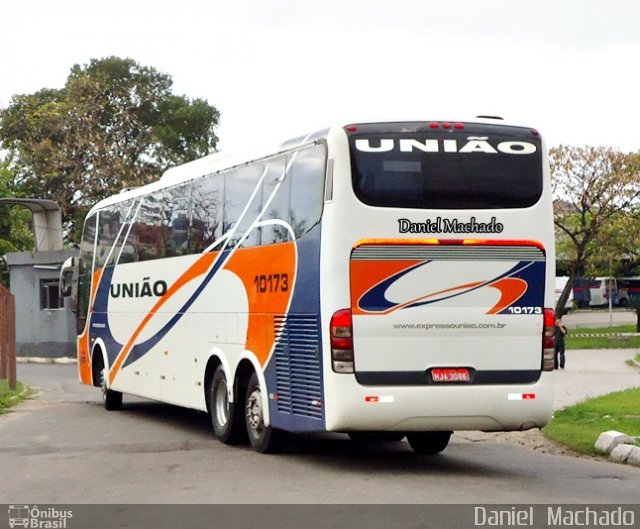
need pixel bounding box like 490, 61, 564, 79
59, 256, 77, 298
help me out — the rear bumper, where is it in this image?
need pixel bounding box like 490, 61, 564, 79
323, 371, 553, 432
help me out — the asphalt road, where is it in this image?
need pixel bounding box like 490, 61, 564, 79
1, 352, 639, 505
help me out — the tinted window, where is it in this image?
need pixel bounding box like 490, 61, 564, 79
289, 143, 326, 237
131, 195, 166, 261
77, 213, 96, 331
261, 155, 292, 245
95, 208, 122, 268
163, 183, 192, 256
192, 173, 224, 252
225, 164, 264, 248
349, 124, 542, 209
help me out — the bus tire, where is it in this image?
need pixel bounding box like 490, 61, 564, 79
406, 431, 451, 454
100, 368, 122, 411
210, 366, 245, 444
245, 372, 287, 453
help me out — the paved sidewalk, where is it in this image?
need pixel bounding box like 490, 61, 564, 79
552, 348, 639, 409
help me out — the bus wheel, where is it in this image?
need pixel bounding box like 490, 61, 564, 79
210, 366, 245, 444
406, 431, 451, 454
100, 368, 122, 411
245, 372, 287, 453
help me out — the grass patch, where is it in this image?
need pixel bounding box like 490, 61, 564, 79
566, 325, 640, 349
0, 379, 31, 413
543, 388, 640, 455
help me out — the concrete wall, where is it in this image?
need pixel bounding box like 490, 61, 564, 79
4, 250, 78, 358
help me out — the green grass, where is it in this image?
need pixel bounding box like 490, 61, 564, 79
543, 388, 640, 455
0, 379, 31, 413
566, 325, 640, 349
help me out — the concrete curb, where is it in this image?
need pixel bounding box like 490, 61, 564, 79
17, 357, 77, 365
595, 431, 640, 467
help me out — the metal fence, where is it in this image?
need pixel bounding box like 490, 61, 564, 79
0, 283, 16, 390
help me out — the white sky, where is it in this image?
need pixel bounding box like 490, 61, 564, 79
2, 0, 640, 153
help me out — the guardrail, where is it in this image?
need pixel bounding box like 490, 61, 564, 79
0, 283, 16, 390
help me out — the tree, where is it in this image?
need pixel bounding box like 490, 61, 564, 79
552, 145, 640, 315
0, 164, 34, 255
0, 57, 220, 242
0, 164, 35, 286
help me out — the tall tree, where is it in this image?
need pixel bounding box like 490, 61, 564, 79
0, 164, 34, 255
552, 145, 640, 314
0, 57, 220, 242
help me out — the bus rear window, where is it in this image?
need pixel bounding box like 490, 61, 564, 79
349, 124, 543, 209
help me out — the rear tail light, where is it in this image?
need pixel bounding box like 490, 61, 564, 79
330, 308, 353, 373
542, 308, 556, 371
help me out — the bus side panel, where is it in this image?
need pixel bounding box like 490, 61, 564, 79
264, 223, 326, 432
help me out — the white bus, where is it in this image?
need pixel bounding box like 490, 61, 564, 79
61, 118, 556, 454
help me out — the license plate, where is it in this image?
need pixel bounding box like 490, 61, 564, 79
431, 368, 470, 383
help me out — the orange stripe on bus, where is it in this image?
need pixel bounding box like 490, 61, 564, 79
223, 242, 297, 366
108, 252, 218, 385
486, 277, 528, 314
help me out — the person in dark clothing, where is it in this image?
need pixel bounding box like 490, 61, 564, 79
555, 316, 567, 369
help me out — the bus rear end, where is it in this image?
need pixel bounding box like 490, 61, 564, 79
321, 120, 555, 451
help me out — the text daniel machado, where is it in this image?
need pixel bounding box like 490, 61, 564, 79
474, 506, 635, 527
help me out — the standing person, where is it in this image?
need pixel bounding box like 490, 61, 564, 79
555, 315, 568, 369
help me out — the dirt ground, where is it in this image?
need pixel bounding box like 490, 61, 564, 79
457, 429, 591, 459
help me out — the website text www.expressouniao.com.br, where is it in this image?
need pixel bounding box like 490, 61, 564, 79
393, 322, 507, 331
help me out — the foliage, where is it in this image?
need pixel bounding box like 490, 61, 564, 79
552, 146, 640, 315
543, 388, 640, 455
0, 57, 220, 242
0, 164, 35, 256
0, 380, 31, 414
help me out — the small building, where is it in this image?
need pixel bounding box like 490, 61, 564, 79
0, 198, 78, 358
3, 249, 77, 357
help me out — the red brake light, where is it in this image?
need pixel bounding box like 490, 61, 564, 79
330, 309, 354, 373
542, 308, 556, 371
330, 309, 353, 350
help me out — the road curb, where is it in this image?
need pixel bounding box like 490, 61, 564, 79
17, 357, 77, 365
595, 431, 640, 467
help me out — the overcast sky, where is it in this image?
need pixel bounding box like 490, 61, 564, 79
2, 0, 639, 153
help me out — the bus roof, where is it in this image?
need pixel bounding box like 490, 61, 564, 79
85, 117, 536, 216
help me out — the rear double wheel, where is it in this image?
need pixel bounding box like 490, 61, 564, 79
245, 372, 287, 453
209, 366, 245, 444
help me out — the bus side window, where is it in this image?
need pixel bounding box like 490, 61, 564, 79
261, 155, 291, 245
289, 143, 326, 238
163, 182, 192, 257
224, 163, 263, 248
76, 213, 97, 333
191, 173, 224, 252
